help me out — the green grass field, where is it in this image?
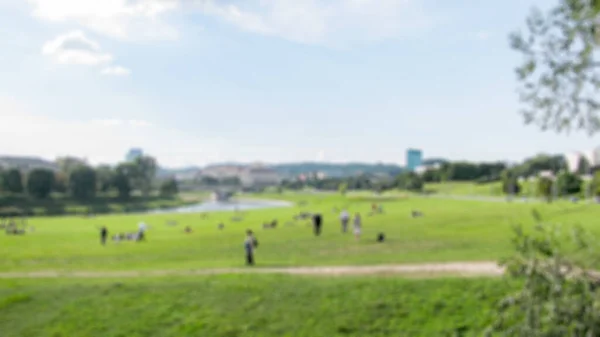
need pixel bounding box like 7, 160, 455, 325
424, 182, 504, 196
0, 275, 518, 337
2, 193, 597, 272
1, 192, 598, 336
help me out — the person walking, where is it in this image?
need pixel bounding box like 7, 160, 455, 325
244, 230, 258, 266
100, 226, 108, 246
340, 209, 350, 233
353, 213, 362, 241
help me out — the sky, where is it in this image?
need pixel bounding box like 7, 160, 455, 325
0, 0, 597, 168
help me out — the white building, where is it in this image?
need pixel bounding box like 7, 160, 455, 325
565, 152, 583, 173
200, 165, 243, 180
414, 163, 441, 175
239, 165, 281, 188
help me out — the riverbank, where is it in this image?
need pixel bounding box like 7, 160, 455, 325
0, 194, 204, 217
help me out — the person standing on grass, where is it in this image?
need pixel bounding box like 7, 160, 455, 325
137, 221, 147, 242
244, 230, 258, 266
340, 209, 350, 233
353, 213, 362, 241
313, 213, 323, 236
100, 226, 108, 246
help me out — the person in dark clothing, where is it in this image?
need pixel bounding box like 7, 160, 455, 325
244, 230, 258, 266
313, 214, 322, 236
100, 226, 108, 245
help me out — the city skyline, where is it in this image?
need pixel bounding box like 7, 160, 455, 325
1, 0, 599, 167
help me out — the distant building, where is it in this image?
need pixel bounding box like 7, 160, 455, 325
415, 162, 442, 175
0, 156, 59, 172
126, 148, 143, 162
406, 149, 423, 172
564, 147, 600, 174
239, 165, 281, 188
200, 165, 243, 180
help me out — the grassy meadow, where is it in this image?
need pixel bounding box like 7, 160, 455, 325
423, 182, 504, 196
0, 275, 518, 337
1, 192, 599, 272
1, 191, 599, 336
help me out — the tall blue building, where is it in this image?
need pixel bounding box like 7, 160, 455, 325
126, 148, 143, 162
406, 149, 423, 172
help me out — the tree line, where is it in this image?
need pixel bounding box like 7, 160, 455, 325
278, 152, 600, 199
0, 155, 179, 201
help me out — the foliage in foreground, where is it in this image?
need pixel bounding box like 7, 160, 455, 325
488, 210, 600, 336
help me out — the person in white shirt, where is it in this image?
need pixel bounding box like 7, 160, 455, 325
340, 210, 350, 233
137, 221, 147, 241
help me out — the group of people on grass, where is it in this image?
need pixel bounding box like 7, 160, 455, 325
1, 217, 33, 235
95, 205, 374, 268
99, 221, 147, 245
245, 208, 368, 266
338, 209, 362, 240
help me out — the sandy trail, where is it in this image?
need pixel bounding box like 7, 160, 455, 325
0, 261, 505, 279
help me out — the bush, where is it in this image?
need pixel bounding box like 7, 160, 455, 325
488, 211, 600, 335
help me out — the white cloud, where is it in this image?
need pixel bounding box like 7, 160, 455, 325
42, 31, 132, 76
27, 0, 436, 46
101, 65, 132, 76
42, 30, 113, 65
27, 0, 179, 41
197, 0, 436, 46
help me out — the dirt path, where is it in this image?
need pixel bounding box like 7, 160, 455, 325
0, 261, 504, 279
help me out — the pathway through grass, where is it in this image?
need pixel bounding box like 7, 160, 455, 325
0, 261, 504, 278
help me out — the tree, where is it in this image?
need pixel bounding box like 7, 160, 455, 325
338, 182, 348, 196
56, 156, 88, 175
2, 169, 23, 194
421, 168, 442, 182
537, 177, 554, 201
26, 169, 55, 199
221, 176, 241, 186
96, 165, 114, 193
200, 176, 219, 186
557, 171, 583, 195
159, 178, 179, 197
501, 170, 522, 195
578, 156, 592, 175
69, 166, 97, 200
512, 154, 566, 177
131, 156, 157, 197
396, 172, 424, 192
113, 163, 133, 199
53, 172, 68, 193
592, 170, 600, 196
511, 0, 600, 134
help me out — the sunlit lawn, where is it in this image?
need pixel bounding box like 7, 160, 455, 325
2, 192, 598, 273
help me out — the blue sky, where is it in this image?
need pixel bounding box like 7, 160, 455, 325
0, 0, 596, 167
